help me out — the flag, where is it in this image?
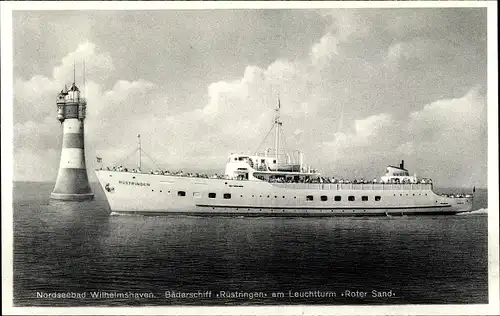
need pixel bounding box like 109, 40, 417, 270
96, 156, 102, 163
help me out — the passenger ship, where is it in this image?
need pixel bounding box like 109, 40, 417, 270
95, 101, 473, 216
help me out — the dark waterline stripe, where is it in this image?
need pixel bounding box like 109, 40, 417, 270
110, 210, 459, 217
194, 204, 452, 210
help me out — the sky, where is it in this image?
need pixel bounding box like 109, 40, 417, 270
10, 6, 489, 188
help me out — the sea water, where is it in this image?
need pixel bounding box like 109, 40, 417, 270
12, 182, 488, 306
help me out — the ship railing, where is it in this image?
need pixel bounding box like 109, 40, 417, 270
95, 168, 434, 190
270, 183, 433, 191
97, 167, 229, 179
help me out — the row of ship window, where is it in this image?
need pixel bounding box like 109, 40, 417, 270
154, 190, 428, 200
172, 191, 383, 201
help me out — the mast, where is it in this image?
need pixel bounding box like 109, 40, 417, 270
138, 134, 142, 170
275, 96, 281, 166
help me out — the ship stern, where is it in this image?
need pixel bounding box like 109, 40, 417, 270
451, 196, 474, 214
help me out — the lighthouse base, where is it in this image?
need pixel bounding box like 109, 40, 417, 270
50, 192, 94, 201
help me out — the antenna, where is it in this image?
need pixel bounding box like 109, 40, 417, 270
83, 60, 86, 99
73, 61, 76, 84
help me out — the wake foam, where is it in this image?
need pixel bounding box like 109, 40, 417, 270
457, 208, 488, 215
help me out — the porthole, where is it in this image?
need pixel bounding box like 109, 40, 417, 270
306, 195, 314, 201
224, 193, 231, 199
209, 193, 216, 198
348, 196, 355, 202
321, 196, 328, 201
177, 191, 186, 197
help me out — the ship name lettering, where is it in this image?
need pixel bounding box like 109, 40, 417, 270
119, 180, 150, 186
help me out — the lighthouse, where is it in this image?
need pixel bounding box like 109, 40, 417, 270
51, 67, 94, 201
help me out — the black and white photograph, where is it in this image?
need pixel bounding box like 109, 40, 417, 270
1, 1, 498, 315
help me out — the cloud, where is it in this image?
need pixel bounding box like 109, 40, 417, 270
326, 113, 395, 151
408, 86, 484, 138
52, 42, 113, 82
310, 32, 340, 64
402, 87, 487, 185
386, 38, 452, 66
12, 9, 487, 188
318, 87, 486, 186
13, 41, 114, 124
320, 9, 371, 41
13, 42, 157, 181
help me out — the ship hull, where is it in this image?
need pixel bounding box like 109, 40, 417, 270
96, 170, 473, 216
